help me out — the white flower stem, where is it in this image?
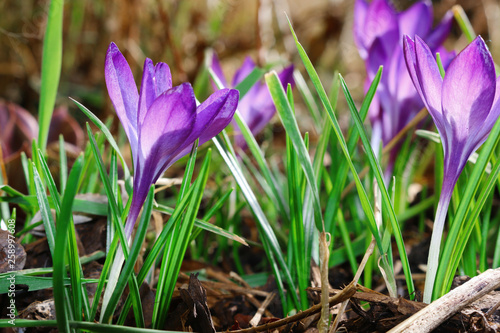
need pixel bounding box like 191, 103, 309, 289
423, 183, 453, 303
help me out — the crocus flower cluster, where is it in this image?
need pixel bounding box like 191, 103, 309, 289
404, 35, 500, 303
105, 43, 239, 237
353, 0, 453, 176
210, 54, 294, 149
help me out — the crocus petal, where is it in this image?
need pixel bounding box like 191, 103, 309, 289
232, 57, 256, 87
412, 36, 446, 131
138, 59, 156, 127
105, 43, 139, 153
441, 36, 496, 142
470, 73, 500, 150
139, 83, 196, 166
367, 38, 390, 78
426, 10, 454, 50
398, 1, 432, 39
211, 53, 228, 88
363, 0, 399, 58
277, 65, 295, 89
138, 59, 172, 127
170, 88, 239, 164
153, 62, 172, 96
353, 0, 369, 58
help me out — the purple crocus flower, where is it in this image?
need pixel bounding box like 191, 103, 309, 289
105, 43, 239, 238
353, 0, 453, 176
211, 54, 294, 149
404, 35, 500, 303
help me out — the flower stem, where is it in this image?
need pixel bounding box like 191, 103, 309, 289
423, 181, 454, 303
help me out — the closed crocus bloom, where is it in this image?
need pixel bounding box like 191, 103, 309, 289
211, 54, 294, 149
105, 43, 239, 238
353, 0, 453, 176
404, 35, 500, 303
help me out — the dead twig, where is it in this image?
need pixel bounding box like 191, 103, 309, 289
223, 282, 357, 333
388, 268, 500, 333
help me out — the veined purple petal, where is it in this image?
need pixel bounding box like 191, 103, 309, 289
363, 0, 399, 58
153, 62, 172, 96
105, 43, 139, 154
477, 76, 500, 145
170, 88, 239, 164
193, 88, 239, 146
353, 0, 369, 58
441, 36, 496, 142
211, 53, 229, 88
139, 83, 196, 163
398, 1, 432, 40
138, 58, 156, 127
426, 10, 454, 50
232, 57, 256, 87
138, 59, 172, 127
411, 36, 446, 132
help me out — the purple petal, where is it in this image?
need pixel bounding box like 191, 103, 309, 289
232, 57, 256, 87
353, 0, 369, 58
211, 53, 229, 88
412, 36, 446, 132
426, 10, 453, 50
477, 76, 500, 145
153, 62, 172, 96
170, 88, 239, 163
363, 0, 399, 58
398, 1, 432, 40
138, 59, 172, 126
105, 42, 139, 154
441, 36, 496, 142
278, 65, 295, 89
138, 58, 156, 127
367, 38, 390, 78
139, 83, 196, 169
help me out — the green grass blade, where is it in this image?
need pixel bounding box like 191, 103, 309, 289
233, 67, 266, 97
340, 74, 415, 298
33, 167, 56, 255
178, 139, 199, 202
212, 134, 300, 310
435, 114, 500, 299
53, 154, 83, 332
152, 152, 211, 328
266, 71, 323, 231
59, 135, 68, 191
38, 0, 64, 152
287, 19, 384, 255
453, 5, 476, 42
72, 98, 131, 181
208, 68, 290, 224
294, 70, 322, 128
116, 186, 196, 325
100, 187, 154, 326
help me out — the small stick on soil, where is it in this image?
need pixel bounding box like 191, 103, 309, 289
388, 267, 500, 333
249, 292, 276, 327
330, 181, 381, 332
223, 282, 356, 333
318, 231, 331, 333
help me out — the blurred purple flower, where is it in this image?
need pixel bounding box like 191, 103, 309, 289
353, 0, 453, 175
211, 54, 294, 149
404, 35, 500, 302
105, 43, 239, 237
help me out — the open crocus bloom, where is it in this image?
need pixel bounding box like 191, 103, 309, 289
353, 0, 453, 176
404, 35, 500, 303
105, 43, 239, 237
211, 54, 294, 149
